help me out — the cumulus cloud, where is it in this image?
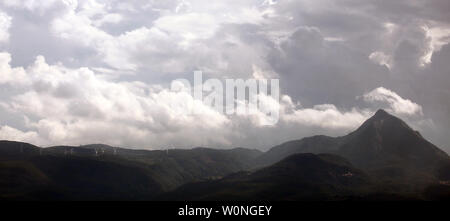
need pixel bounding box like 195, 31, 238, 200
0, 11, 11, 43
362, 87, 423, 117
369, 51, 392, 69
0, 0, 449, 151
0, 52, 430, 150
0, 53, 233, 147
0, 52, 29, 85
42, 0, 277, 74
0, 125, 41, 144
281, 104, 372, 130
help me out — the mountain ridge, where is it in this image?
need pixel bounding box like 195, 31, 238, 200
1, 109, 449, 200
161, 153, 373, 200
257, 109, 449, 168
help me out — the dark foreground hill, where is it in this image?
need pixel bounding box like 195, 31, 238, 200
161, 153, 373, 200
0, 141, 261, 200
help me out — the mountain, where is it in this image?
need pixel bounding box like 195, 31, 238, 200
44, 144, 262, 191
162, 153, 373, 200
254, 135, 341, 168
1, 109, 449, 200
115, 147, 262, 191
0, 141, 262, 200
256, 109, 450, 192
161, 110, 450, 200
0, 141, 162, 200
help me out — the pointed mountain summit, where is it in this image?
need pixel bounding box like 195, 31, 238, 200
257, 109, 450, 187
372, 108, 391, 118
341, 109, 448, 170
350, 109, 418, 138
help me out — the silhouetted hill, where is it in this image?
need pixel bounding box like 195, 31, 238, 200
162, 153, 372, 200
340, 109, 448, 169
0, 141, 262, 200
255, 135, 341, 168
256, 110, 450, 194
0, 152, 161, 200
39, 145, 262, 191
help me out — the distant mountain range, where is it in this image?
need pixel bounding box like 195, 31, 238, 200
1, 110, 449, 200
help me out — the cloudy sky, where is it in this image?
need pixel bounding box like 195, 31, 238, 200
0, 0, 449, 152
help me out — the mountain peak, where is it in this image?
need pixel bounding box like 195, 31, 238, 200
357, 109, 401, 131
342, 108, 449, 169
367, 109, 397, 123
374, 109, 390, 117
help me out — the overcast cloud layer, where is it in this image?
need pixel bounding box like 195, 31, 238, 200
0, 0, 449, 152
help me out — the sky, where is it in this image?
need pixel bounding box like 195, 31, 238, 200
0, 0, 449, 152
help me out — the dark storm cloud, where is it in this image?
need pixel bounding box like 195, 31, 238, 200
267, 27, 390, 107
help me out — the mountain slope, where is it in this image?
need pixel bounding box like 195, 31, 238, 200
255, 135, 342, 168
162, 153, 373, 200
0, 141, 262, 199
339, 109, 448, 170
1, 110, 449, 200
0, 141, 163, 200
256, 110, 450, 190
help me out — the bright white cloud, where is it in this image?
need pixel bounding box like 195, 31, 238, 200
0, 125, 42, 144
45, 0, 278, 72
282, 103, 372, 130
0, 53, 231, 147
369, 51, 392, 69
0, 52, 29, 85
0, 11, 11, 43
422, 24, 450, 64
362, 87, 423, 117
0, 0, 448, 150
0, 52, 429, 149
